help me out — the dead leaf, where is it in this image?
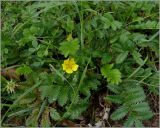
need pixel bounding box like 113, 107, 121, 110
1, 68, 19, 80
61, 119, 76, 127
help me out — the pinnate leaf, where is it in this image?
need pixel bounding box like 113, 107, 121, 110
59, 39, 79, 57
50, 108, 61, 121
111, 106, 128, 120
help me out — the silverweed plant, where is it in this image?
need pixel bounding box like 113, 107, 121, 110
1, 1, 159, 127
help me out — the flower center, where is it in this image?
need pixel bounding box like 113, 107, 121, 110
66, 63, 73, 69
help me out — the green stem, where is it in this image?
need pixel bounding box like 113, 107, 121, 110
74, 1, 84, 49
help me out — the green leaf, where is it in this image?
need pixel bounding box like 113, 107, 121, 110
133, 102, 150, 112
16, 65, 32, 75
59, 39, 80, 57
62, 17, 74, 32
32, 39, 38, 48
101, 64, 113, 77
108, 69, 122, 85
101, 53, 112, 64
106, 95, 123, 104
26, 108, 39, 126
104, 12, 114, 21
65, 100, 88, 119
134, 119, 143, 127
37, 45, 48, 57
40, 108, 51, 127
58, 86, 68, 106
132, 50, 144, 65
37, 99, 47, 120
119, 31, 130, 43
111, 21, 122, 30
138, 111, 153, 120
80, 78, 100, 96
148, 71, 159, 95
39, 85, 60, 103
48, 86, 61, 103
125, 86, 146, 104
50, 108, 61, 121
111, 106, 128, 120
107, 84, 122, 94
116, 51, 128, 64
124, 116, 134, 127
39, 86, 51, 100
101, 64, 122, 85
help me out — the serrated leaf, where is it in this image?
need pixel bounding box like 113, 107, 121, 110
59, 39, 79, 57
104, 12, 114, 21
80, 86, 91, 96
116, 51, 128, 64
58, 86, 68, 106
48, 85, 61, 103
69, 92, 80, 104
101, 64, 114, 77
108, 69, 122, 85
101, 64, 121, 85
39, 85, 60, 103
107, 84, 122, 94
111, 106, 128, 120
133, 102, 150, 112
134, 119, 143, 127
120, 31, 130, 43
101, 53, 112, 64
132, 50, 144, 65
50, 108, 61, 121
37, 45, 48, 57
26, 108, 39, 126
106, 95, 123, 104
41, 108, 51, 127
138, 111, 153, 120
62, 18, 74, 32
111, 21, 122, 30
80, 78, 100, 96
126, 95, 146, 105
124, 116, 134, 127
16, 65, 32, 75
125, 86, 146, 104
39, 86, 51, 100
37, 99, 47, 120
67, 100, 88, 119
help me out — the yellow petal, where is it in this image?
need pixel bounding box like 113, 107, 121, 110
64, 59, 69, 64
66, 69, 73, 74
69, 58, 76, 65
72, 64, 78, 71
70, 58, 75, 62
62, 64, 66, 70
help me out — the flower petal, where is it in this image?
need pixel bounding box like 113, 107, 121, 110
66, 69, 73, 74
70, 58, 75, 64
64, 59, 69, 64
62, 64, 66, 70
72, 64, 78, 71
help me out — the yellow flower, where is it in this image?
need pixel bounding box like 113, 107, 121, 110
62, 58, 79, 74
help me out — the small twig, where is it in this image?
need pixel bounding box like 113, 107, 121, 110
1, 65, 21, 71
106, 120, 111, 127
154, 113, 159, 115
